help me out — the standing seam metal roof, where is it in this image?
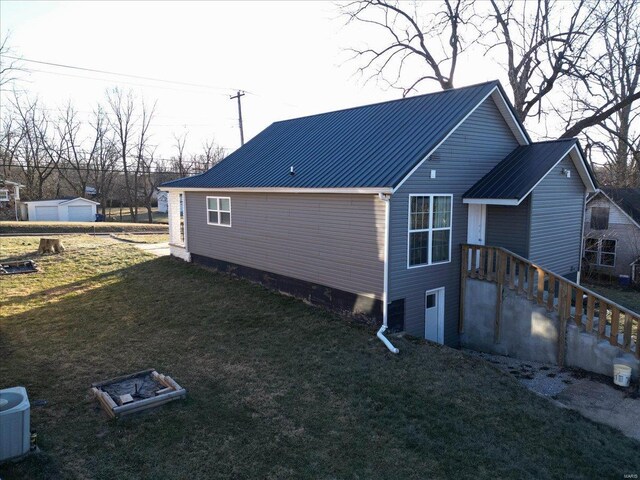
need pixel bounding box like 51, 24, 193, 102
162, 81, 503, 189
463, 139, 579, 201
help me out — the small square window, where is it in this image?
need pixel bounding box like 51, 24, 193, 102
206, 196, 231, 227
426, 294, 436, 309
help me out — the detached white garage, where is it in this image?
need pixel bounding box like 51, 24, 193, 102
24, 198, 99, 222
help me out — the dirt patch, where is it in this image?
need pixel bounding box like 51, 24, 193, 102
466, 350, 640, 441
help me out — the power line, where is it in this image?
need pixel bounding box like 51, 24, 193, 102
2, 54, 243, 93
23, 68, 232, 96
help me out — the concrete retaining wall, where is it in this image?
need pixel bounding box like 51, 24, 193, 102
461, 278, 639, 378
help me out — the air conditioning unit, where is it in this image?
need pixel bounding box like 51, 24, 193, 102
0, 386, 31, 462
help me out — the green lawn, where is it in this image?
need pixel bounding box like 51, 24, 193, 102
0, 221, 168, 235
1, 236, 638, 479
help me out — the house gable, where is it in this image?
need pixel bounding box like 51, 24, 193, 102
388, 94, 521, 343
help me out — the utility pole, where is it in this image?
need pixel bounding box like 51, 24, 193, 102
230, 90, 245, 146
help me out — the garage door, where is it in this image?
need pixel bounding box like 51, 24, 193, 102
34, 206, 59, 221
68, 205, 94, 222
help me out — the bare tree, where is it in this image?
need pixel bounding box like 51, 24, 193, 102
341, 0, 478, 94
107, 88, 138, 220
560, 0, 639, 186
192, 137, 226, 173
56, 104, 93, 197
133, 100, 157, 222
0, 35, 24, 88
341, 0, 639, 140
484, 0, 605, 122
87, 107, 118, 216
171, 132, 191, 176
0, 114, 24, 179
11, 96, 62, 199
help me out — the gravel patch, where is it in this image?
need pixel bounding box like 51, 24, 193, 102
465, 349, 640, 441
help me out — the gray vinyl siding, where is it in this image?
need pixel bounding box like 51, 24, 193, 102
529, 155, 586, 278
185, 192, 385, 300
388, 97, 520, 345
485, 196, 530, 257
584, 196, 640, 277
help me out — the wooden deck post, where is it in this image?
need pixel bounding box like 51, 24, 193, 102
459, 245, 468, 334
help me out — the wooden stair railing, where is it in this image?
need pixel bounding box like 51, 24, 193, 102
460, 244, 639, 364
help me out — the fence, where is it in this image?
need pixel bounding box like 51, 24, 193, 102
460, 244, 639, 365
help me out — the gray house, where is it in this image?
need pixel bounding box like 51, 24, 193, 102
162, 81, 596, 349
584, 188, 640, 282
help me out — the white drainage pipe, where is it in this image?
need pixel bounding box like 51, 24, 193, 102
377, 192, 399, 354
377, 325, 399, 354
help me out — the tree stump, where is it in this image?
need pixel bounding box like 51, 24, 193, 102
38, 238, 65, 255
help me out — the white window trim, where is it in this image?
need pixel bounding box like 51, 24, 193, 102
0, 189, 9, 201
585, 237, 616, 267
206, 196, 232, 227
407, 194, 453, 269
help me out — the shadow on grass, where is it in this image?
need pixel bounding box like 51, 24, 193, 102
1, 257, 640, 479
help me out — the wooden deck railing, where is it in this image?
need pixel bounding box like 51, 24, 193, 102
460, 244, 639, 363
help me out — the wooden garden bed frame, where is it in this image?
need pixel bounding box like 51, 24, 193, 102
90, 369, 186, 418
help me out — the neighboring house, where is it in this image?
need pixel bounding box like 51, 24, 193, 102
0, 179, 23, 221
583, 188, 640, 282
23, 198, 100, 222
157, 190, 182, 214
161, 81, 596, 347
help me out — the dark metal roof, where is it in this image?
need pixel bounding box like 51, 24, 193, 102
602, 188, 640, 224
163, 81, 510, 189
463, 139, 579, 201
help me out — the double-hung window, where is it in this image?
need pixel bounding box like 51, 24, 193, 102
408, 194, 452, 267
0, 189, 9, 202
584, 237, 616, 267
206, 196, 231, 226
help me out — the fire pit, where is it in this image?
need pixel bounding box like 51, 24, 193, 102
0, 259, 39, 275
90, 369, 186, 418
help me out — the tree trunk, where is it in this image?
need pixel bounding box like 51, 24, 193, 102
38, 238, 65, 255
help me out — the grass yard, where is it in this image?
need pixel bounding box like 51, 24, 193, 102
1, 236, 638, 479
0, 221, 168, 235
110, 233, 169, 244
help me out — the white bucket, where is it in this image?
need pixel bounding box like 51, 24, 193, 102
613, 364, 632, 387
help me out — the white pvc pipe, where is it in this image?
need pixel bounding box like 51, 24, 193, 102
378, 193, 399, 354
377, 325, 399, 354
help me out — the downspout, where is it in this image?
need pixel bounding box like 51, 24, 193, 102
377, 192, 399, 354
577, 191, 588, 285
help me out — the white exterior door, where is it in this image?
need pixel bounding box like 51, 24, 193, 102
467, 204, 486, 245
467, 204, 486, 269
34, 206, 59, 221
424, 288, 445, 344
68, 205, 94, 222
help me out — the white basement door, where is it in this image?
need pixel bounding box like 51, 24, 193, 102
67, 205, 94, 222
34, 206, 59, 221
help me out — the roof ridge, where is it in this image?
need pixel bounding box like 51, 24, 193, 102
273, 80, 499, 125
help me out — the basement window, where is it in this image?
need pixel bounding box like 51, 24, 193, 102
206, 196, 231, 227
585, 237, 616, 267
408, 194, 452, 267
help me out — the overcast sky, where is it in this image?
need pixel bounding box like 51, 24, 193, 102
1, 1, 506, 157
